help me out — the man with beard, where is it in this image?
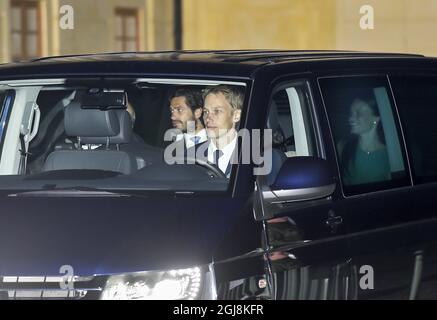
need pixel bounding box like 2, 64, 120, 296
169, 87, 207, 149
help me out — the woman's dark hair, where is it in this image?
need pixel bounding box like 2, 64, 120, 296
341, 93, 385, 176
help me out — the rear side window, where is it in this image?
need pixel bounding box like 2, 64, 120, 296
390, 75, 437, 184
319, 76, 409, 196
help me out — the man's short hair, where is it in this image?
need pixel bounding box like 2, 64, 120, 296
203, 85, 244, 111
169, 87, 204, 112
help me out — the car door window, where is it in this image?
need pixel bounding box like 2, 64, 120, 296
390, 75, 437, 184
268, 81, 316, 156
319, 76, 409, 196
265, 81, 317, 185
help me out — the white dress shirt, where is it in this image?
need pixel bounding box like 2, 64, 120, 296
176, 128, 208, 149
207, 135, 237, 176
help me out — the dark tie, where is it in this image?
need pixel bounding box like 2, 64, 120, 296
214, 149, 224, 166
191, 136, 201, 145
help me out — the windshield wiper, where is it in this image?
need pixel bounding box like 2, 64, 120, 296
8, 185, 132, 198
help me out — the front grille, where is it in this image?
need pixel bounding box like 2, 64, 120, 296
218, 276, 270, 300
0, 275, 105, 300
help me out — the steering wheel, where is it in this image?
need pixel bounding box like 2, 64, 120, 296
183, 156, 227, 179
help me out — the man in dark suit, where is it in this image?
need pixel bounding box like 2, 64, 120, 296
164, 87, 208, 162
169, 88, 207, 149
193, 85, 244, 178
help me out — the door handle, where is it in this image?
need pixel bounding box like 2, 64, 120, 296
325, 210, 343, 234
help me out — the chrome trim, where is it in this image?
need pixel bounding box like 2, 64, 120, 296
344, 276, 350, 300
4, 276, 52, 283
136, 78, 246, 86
8, 190, 129, 198
204, 263, 218, 300
264, 184, 336, 204
0, 275, 98, 300
0, 79, 66, 87
309, 280, 319, 300
6, 289, 91, 299
321, 278, 329, 300
409, 250, 424, 300
1, 275, 93, 283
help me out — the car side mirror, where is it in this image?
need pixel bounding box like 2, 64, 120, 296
254, 156, 336, 221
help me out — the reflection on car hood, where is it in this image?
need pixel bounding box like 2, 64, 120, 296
0, 194, 245, 276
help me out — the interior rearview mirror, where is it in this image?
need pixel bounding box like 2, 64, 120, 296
81, 89, 127, 110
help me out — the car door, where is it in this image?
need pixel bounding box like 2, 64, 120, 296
318, 74, 418, 299
390, 73, 437, 299
252, 70, 355, 300
255, 69, 421, 300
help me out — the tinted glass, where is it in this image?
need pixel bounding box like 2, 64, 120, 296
0, 79, 247, 192
391, 75, 437, 184
319, 76, 409, 195
266, 81, 316, 185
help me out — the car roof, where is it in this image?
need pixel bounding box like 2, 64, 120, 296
0, 50, 436, 79
26, 49, 426, 63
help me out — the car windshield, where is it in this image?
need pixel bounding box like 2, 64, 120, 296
0, 78, 247, 192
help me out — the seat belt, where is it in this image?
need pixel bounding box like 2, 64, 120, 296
18, 133, 31, 175
18, 102, 40, 175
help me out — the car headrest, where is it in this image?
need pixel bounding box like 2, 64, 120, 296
267, 100, 280, 130
64, 101, 120, 141
81, 110, 133, 144
268, 100, 285, 146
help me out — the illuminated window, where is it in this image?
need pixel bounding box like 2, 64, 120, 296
115, 8, 139, 52
10, 0, 41, 61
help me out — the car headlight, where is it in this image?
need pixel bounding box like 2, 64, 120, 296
100, 267, 202, 300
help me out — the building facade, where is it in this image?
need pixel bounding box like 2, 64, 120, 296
0, 0, 176, 63
183, 0, 437, 56
1, 0, 437, 63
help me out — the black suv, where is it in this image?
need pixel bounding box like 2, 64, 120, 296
0, 50, 436, 300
